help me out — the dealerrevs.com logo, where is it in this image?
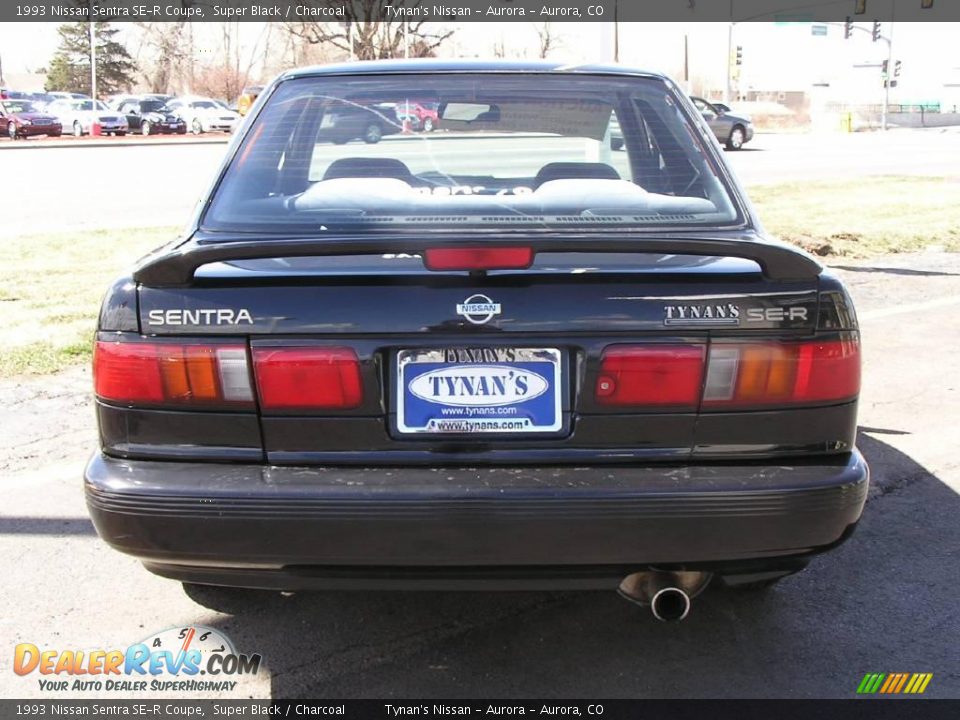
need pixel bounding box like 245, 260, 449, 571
13, 626, 262, 693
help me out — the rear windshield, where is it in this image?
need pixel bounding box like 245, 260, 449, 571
203, 73, 741, 233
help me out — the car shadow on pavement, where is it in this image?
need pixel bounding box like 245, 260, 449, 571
183, 431, 960, 698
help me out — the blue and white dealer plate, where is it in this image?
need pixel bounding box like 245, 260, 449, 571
396, 348, 563, 434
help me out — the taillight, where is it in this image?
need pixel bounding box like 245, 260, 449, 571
252, 347, 362, 410
594, 338, 860, 410
423, 246, 534, 271
94, 341, 254, 408
596, 345, 706, 408
703, 339, 860, 408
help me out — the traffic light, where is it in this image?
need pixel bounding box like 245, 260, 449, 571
881, 59, 889, 79
872, 21, 881, 41
855, 0, 867, 14
735, 46, 743, 66
894, 60, 902, 77
844, 17, 853, 39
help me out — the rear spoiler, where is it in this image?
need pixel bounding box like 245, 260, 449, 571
133, 234, 822, 287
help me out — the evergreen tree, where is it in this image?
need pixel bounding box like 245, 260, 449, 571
45, 22, 135, 98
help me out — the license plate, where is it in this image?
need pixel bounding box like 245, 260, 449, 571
396, 348, 563, 434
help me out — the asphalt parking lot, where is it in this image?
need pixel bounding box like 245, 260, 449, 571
1, 129, 958, 699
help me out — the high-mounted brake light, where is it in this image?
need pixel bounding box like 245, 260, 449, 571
423, 247, 534, 272
252, 347, 362, 411
597, 345, 706, 408
94, 341, 254, 408
703, 339, 860, 408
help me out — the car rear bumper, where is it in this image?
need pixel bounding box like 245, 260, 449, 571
84, 450, 868, 589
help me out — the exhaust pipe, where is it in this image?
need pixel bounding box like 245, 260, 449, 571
650, 587, 691, 622
617, 570, 711, 622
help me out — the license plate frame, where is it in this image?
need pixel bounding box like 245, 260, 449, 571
395, 348, 564, 436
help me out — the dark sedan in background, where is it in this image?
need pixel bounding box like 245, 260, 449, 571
317, 101, 402, 144
118, 98, 187, 136
0, 100, 62, 139
691, 96, 754, 150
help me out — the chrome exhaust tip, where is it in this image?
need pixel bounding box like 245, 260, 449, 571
650, 586, 691, 623
617, 570, 710, 622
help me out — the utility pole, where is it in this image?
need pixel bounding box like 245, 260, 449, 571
725, 21, 733, 104
89, 20, 97, 100
613, 1, 619, 62
724, 0, 736, 104
882, 21, 894, 131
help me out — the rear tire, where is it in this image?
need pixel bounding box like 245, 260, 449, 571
726, 125, 746, 151
192, 119, 203, 135
73, 121, 83, 138
141, 121, 151, 136
363, 123, 383, 144
421, 117, 435, 132
8, 123, 17, 140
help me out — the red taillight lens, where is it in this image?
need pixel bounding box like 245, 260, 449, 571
252, 347, 362, 410
596, 345, 706, 408
423, 246, 534, 271
94, 341, 253, 408
703, 339, 860, 408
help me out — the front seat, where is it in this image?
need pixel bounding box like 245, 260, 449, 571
322, 157, 416, 184
534, 162, 621, 189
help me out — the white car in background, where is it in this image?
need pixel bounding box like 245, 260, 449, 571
167, 96, 239, 134
47, 98, 128, 136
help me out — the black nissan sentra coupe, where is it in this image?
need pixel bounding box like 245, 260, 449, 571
86, 60, 866, 622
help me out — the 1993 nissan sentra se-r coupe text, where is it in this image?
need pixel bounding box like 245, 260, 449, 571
85, 61, 867, 622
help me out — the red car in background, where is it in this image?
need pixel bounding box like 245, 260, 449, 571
0, 99, 62, 139
395, 100, 439, 132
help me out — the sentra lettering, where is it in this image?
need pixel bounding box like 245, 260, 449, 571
147, 309, 254, 326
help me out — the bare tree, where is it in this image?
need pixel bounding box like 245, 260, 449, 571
133, 22, 190, 93
535, 22, 560, 59
194, 23, 272, 101
285, 0, 454, 61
